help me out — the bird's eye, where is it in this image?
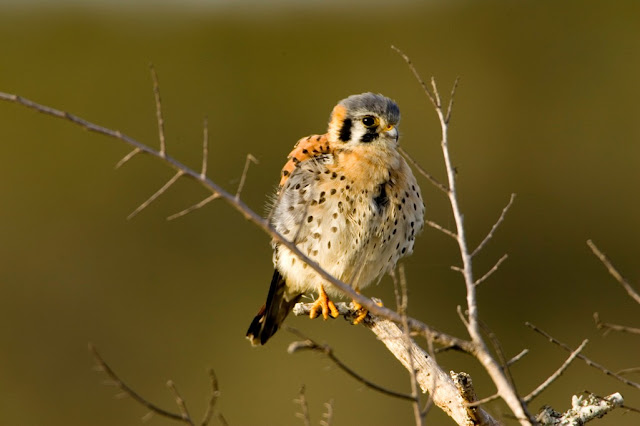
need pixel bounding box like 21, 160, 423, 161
362, 116, 377, 128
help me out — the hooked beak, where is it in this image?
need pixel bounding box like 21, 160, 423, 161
383, 124, 398, 142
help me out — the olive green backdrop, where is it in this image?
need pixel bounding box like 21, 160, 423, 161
0, 1, 639, 425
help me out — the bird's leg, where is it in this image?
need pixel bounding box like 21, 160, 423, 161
309, 285, 339, 320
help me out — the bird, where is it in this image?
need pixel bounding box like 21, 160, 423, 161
246, 92, 424, 345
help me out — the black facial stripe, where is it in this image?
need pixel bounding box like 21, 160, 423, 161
360, 131, 378, 143
339, 118, 352, 142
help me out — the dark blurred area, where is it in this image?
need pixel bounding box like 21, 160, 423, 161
0, 1, 639, 425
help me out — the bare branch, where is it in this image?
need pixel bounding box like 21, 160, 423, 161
294, 385, 311, 426
115, 147, 142, 169
127, 171, 184, 220
471, 193, 516, 257
395, 48, 534, 424
319, 399, 334, 426
587, 239, 640, 305
149, 64, 167, 157
0, 89, 467, 359
474, 254, 508, 286
88, 343, 184, 422
526, 322, 640, 390
524, 339, 589, 403
390, 45, 436, 107
235, 153, 259, 200
426, 219, 457, 240
286, 327, 415, 402
167, 380, 194, 425
392, 264, 425, 426
292, 305, 499, 425
617, 367, 640, 376
167, 194, 220, 221
200, 369, 220, 426
537, 392, 624, 425
506, 349, 529, 367
217, 413, 229, 426
594, 312, 640, 336
201, 117, 209, 178
397, 146, 449, 194
445, 77, 460, 125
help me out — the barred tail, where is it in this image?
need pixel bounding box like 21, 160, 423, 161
246, 269, 300, 345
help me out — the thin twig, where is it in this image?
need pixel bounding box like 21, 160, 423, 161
398, 146, 448, 194
149, 64, 167, 157
390, 45, 436, 106
617, 367, 640, 376
319, 399, 334, 426
426, 219, 457, 239
526, 322, 640, 390
474, 254, 508, 286
201, 117, 209, 178
217, 413, 229, 426
445, 77, 460, 125
200, 369, 219, 426
594, 312, 640, 336
167, 380, 194, 425
471, 193, 516, 257
88, 343, 184, 422
524, 339, 589, 403
115, 147, 142, 169
587, 240, 640, 305
393, 265, 425, 426
127, 171, 184, 220
467, 393, 500, 407
235, 153, 259, 200
286, 327, 415, 402
167, 193, 220, 221
294, 385, 311, 426
506, 349, 529, 367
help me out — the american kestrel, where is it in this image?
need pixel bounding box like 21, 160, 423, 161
246, 93, 425, 345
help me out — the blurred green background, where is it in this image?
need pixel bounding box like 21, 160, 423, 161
0, 1, 639, 425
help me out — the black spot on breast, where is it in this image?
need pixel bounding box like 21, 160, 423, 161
339, 118, 352, 142
373, 182, 389, 211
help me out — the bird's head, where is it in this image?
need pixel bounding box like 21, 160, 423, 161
327, 93, 401, 147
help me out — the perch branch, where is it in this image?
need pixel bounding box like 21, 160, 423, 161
293, 304, 499, 426
0, 90, 470, 357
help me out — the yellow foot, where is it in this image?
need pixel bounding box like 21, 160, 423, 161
309, 286, 339, 320
352, 298, 383, 325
